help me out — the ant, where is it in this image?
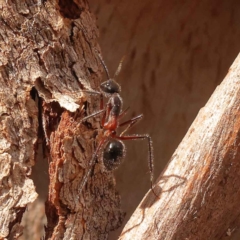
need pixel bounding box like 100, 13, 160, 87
78, 53, 158, 198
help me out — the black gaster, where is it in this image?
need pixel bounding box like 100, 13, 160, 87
109, 94, 122, 117
103, 139, 125, 171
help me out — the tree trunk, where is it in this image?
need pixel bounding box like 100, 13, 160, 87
3, 1, 240, 240
119, 53, 240, 239
0, 1, 124, 239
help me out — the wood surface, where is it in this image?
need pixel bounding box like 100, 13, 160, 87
119, 54, 240, 239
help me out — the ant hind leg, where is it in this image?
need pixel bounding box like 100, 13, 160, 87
119, 114, 143, 136
115, 134, 159, 199
78, 137, 107, 195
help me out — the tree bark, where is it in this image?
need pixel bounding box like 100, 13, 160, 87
119, 53, 240, 239
5, 1, 240, 239
0, 1, 124, 239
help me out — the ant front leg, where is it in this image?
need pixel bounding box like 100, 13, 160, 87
81, 90, 109, 128
78, 109, 105, 123
77, 91, 105, 124
118, 107, 130, 120
101, 101, 111, 127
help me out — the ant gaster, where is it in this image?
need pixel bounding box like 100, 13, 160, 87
78, 54, 158, 198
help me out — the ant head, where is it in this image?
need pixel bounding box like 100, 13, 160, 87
100, 79, 121, 95
103, 139, 125, 171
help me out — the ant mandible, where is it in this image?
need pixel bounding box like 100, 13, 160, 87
78, 53, 158, 198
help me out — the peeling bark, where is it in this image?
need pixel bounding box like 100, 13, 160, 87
120, 54, 240, 239
0, 1, 124, 239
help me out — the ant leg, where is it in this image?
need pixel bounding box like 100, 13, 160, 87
82, 91, 106, 127
81, 89, 102, 95
80, 90, 103, 108
101, 102, 111, 127
100, 93, 104, 110
75, 109, 105, 130
78, 137, 107, 195
118, 107, 130, 119
76, 92, 105, 124
80, 109, 105, 122
99, 93, 108, 128
102, 107, 129, 129
119, 114, 143, 136
115, 134, 159, 198
68, 137, 107, 237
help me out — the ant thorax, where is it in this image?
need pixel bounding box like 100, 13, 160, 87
108, 94, 123, 117
102, 94, 123, 131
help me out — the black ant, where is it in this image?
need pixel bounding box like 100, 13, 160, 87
78, 54, 158, 198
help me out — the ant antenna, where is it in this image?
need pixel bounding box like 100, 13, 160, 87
96, 50, 125, 80
97, 53, 111, 79
114, 56, 125, 78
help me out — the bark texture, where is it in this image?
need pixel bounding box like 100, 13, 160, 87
119, 53, 240, 239
0, 1, 124, 239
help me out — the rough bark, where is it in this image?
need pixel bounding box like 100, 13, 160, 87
119, 53, 240, 239
0, 1, 124, 239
